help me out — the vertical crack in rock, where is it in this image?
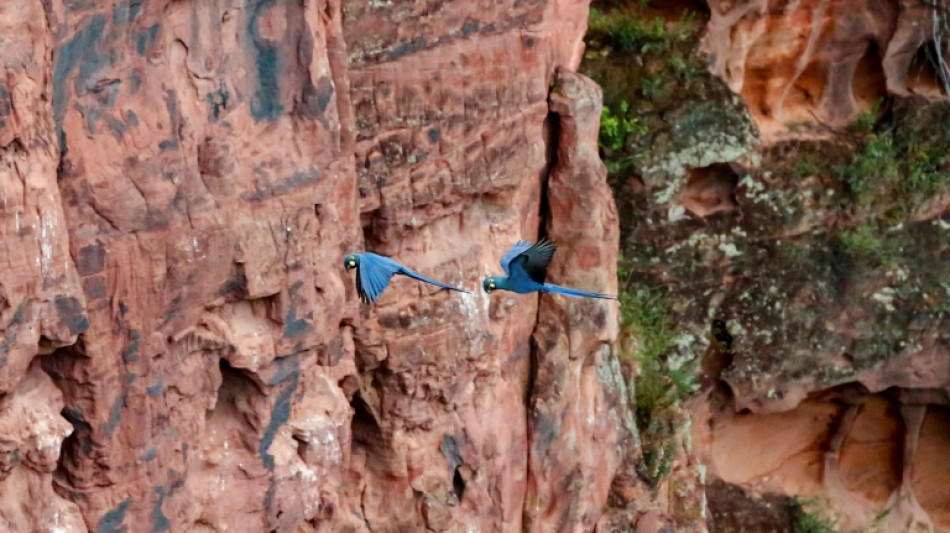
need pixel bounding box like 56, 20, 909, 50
523, 68, 632, 531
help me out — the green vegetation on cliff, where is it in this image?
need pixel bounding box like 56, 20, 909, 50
790, 498, 839, 533
617, 260, 693, 484
836, 104, 950, 266
584, 1, 711, 182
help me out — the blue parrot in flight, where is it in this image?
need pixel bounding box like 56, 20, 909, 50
482, 239, 615, 299
344, 252, 469, 304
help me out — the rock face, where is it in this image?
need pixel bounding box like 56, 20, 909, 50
704, 0, 950, 136
525, 69, 629, 532
0, 0, 633, 532
695, 388, 950, 532
583, 1, 950, 531
694, 10, 950, 531
0, 362, 86, 532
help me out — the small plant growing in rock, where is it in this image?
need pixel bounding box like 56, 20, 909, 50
584, 1, 712, 185
852, 99, 882, 133
789, 498, 839, 533
639, 76, 665, 100
599, 101, 647, 151
839, 106, 950, 220
792, 157, 822, 178
837, 222, 895, 266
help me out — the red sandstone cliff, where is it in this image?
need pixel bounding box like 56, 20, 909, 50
5, 0, 950, 531
0, 0, 636, 531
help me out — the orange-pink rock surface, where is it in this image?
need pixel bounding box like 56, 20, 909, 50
9, 0, 950, 530
692, 2, 950, 531
704, 0, 949, 137
0, 0, 635, 531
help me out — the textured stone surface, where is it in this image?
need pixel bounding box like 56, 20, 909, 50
704, 0, 949, 136
0, 0, 631, 531
523, 69, 628, 532
582, 1, 950, 531
35, 0, 362, 531
614, 94, 950, 530
0, 362, 85, 532
694, 388, 950, 531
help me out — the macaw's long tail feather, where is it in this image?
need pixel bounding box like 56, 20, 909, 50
399, 268, 471, 293
541, 283, 616, 299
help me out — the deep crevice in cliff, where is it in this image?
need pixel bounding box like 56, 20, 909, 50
908, 40, 950, 97
40, 338, 94, 494
853, 41, 887, 108
348, 384, 401, 478
537, 110, 559, 242
349, 391, 382, 449
521, 106, 562, 447
521, 88, 564, 502
0, 341, 89, 530
452, 466, 466, 501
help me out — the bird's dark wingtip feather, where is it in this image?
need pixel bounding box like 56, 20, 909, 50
355, 266, 373, 304
358, 287, 372, 304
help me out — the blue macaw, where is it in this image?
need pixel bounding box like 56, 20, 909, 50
482, 239, 615, 299
344, 252, 469, 304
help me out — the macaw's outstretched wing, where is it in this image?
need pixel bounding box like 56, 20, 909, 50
507, 239, 558, 283
355, 253, 402, 303
398, 267, 469, 293
500, 240, 533, 276
541, 282, 616, 299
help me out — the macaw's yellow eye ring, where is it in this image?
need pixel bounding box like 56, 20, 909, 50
489, 282, 495, 289
348, 259, 356, 267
